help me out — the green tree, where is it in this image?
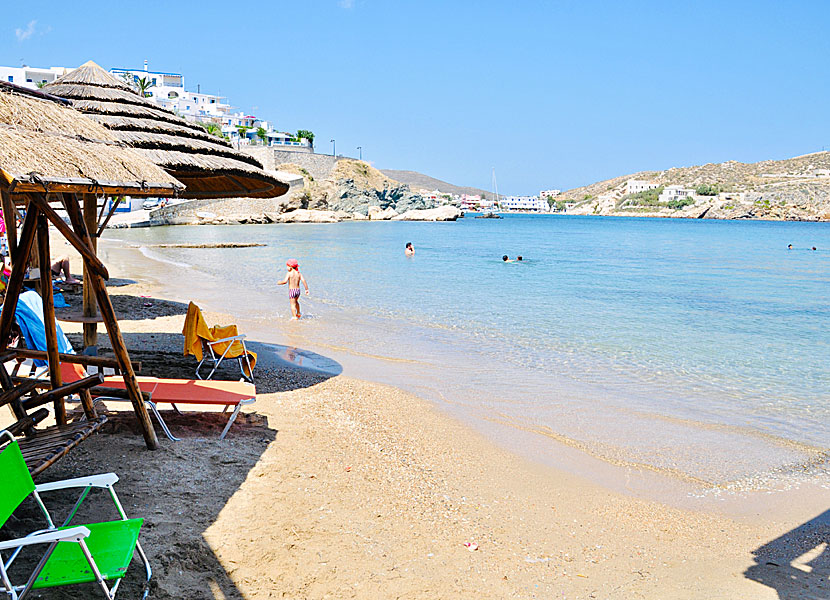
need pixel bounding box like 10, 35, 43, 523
195, 121, 226, 139
295, 129, 315, 146
695, 184, 720, 196
35, 81, 47, 89
236, 125, 251, 143
256, 126, 268, 145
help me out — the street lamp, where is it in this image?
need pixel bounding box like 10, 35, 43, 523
330, 139, 336, 157
357, 146, 362, 160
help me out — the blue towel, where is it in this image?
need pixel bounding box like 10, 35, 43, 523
53, 293, 69, 308
14, 290, 75, 366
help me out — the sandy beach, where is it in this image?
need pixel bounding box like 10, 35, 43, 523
1, 234, 828, 600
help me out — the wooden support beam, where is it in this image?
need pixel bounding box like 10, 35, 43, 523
82, 194, 98, 352
96, 197, 121, 237
0, 203, 39, 352
36, 211, 65, 426
5, 408, 49, 436
0, 378, 42, 408
63, 194, 159, 449
0, 188, 17, 255
22, 373, 103, 411
10, 348, 140, 372
29, 193, 109, 280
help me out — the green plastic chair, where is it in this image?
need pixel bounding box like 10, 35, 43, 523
0, 431, 151, 599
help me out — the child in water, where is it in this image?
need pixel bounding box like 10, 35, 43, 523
277, 259, 309, 319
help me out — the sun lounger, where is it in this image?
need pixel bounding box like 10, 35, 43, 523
0, 430, 151, 600
60, 364, 256, 441
182, 302, 256, 383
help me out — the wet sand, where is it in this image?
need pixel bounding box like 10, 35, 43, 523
1, 233, 828, 599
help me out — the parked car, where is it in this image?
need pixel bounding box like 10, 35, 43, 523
142, 198, 162, 210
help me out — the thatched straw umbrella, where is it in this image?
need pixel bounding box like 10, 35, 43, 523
0, 81, 177, 451
43, 61, 289, 199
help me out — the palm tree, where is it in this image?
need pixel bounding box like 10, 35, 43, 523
35, 81, 47, 89
135, 76, 154, 98
204, 123, 224, 138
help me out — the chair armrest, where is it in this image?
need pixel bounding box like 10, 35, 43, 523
0, 527, 90, 550
35, 473, 119, 493
207, 334, 247, 346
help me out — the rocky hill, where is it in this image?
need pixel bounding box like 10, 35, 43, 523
275, 159, 452, 218
380, 169, 491, 199
562, 152, 830, 221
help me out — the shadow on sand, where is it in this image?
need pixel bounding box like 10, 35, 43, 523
2, 331, 343, 598
744, 509, 830, 599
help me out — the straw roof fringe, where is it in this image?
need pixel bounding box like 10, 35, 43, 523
70, 99, 209, 131
84, 112, 231, 144
0, 82, 183, 194
44, 61, 289, 199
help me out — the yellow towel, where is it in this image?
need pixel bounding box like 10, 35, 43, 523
182, 302, 257, 376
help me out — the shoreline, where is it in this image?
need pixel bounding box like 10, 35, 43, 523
94, 232, 829, 516
23, 230, 828, 597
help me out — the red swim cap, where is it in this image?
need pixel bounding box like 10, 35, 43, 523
286, 259, 299, 269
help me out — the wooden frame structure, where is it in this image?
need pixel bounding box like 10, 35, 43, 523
0, 81, 185, 454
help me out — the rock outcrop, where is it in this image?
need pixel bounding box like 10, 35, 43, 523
392, 206, 462, 221
279, 158, 452, 217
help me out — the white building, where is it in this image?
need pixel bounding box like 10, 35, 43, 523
658, 185, 696, 203
540, 189, 561, 199
110, 63, 312, 150
0, 65, 69, 89
626, 179, 658, 195
499, 195, 549, 212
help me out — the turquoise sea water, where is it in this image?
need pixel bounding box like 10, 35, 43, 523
107, 215, 830, 491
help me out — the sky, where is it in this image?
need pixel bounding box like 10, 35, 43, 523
3, 0, 830, 195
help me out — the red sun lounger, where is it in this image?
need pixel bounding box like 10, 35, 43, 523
60, 364, 255, 441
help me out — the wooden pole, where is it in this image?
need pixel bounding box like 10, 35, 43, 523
0, 203, 39, 349
36, 211, 65, 426
0, 188, 17, 256
0, 202, 39, 432
82, 194, 98, 352
63, 194, 159, 450
29, 193, 109, 280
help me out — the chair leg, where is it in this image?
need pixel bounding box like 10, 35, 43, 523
17, 541, 60, 599
134, 540, 152, 600
146, 401, 180, 442
219, 398, 255, 440
195, 356, 208, 380
77, 539, 113, 599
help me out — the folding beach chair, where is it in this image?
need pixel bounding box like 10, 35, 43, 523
61, 364, 256, 442
182, 302, 256, 383
0, 431, 151, 600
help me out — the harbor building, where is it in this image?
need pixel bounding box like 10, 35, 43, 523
540, 189, 561, 199
499, 196, 550, 212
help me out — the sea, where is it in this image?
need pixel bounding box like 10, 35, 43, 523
105, 214, 830, 501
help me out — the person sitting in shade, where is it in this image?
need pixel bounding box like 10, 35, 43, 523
51, 255, 80, 284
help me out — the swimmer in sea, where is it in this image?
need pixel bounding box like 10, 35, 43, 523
502, 255, 512, 262
277, 259, 309, 320
405, 242, 415, 257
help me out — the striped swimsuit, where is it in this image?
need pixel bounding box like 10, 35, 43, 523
288, 287, 301, 299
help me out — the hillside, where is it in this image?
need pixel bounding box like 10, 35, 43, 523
380, 169, 491, 199
562, 152, 830, 221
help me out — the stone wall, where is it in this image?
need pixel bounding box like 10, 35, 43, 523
240, 147, 340, 180
149, 197, 288, 224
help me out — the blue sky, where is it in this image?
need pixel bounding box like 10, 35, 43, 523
4, 1, 829, 194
